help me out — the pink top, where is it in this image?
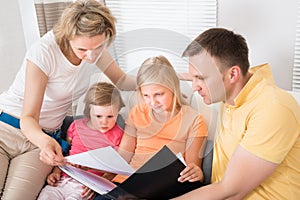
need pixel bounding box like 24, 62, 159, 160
67, 118, 124, 176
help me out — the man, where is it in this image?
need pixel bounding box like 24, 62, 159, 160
175, 28, 300, 199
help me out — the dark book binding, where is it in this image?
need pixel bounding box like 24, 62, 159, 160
106, 145, 203, 200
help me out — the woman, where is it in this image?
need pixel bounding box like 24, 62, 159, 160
0, 0, 135, 199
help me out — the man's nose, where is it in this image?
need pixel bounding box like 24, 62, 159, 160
192, 79, 201, 91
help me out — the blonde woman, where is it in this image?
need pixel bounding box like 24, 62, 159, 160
0, 0, 135, 199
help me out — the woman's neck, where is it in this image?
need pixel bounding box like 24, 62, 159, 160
64, 49, 81, 66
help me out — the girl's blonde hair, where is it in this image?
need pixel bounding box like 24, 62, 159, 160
137, 55, 187, 111
83, 82, 124, 119
53, 0, 116, 57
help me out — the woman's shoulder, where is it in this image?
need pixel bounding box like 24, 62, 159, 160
28, 31, 57, 53
25, 31, 61, 73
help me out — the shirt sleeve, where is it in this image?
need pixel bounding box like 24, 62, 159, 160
25, 38, 54, 76
67, 121, 76, 140
241, 101, 299, 164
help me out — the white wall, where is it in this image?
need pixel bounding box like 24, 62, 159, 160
218, 0, 298, 90
0, 0, 298, 93
0, 0, 26, 92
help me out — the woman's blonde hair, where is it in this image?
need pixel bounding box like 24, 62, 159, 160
53, 0, 116, 57
137, 55, 187, 111
83, 82, 124, 119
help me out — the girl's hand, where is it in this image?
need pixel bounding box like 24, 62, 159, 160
177, 163, 204, 183
81, 186, 96, 200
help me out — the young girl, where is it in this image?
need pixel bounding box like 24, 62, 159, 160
38, 82, 124, 200
95, 55, 208, 199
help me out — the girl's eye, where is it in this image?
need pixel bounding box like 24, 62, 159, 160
96, 115, 102, 118
77, 48, 87, 52
108, 115, 114, 118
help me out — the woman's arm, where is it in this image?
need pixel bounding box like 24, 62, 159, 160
177, 72, 192, 81
96, 50, 136, 91
117, 126, 137, 163
20, 60, 65, 166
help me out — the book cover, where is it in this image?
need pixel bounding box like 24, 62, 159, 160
106, 145, 203, 200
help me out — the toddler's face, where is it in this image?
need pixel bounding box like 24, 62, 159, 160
88, 104, 118, 133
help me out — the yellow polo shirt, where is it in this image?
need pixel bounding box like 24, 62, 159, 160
212, 64, 300, 199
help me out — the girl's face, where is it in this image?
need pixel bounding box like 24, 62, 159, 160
69, 33, 107, 64
89, 104, 118, 133
140, 83, 175, 113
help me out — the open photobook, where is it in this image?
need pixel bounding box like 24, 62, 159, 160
59, 146, 203, 200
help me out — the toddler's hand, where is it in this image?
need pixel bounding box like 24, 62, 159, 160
81, 186, 96, 200
47, 172, 61, 186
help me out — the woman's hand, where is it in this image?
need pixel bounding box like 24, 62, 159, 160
68, 163, 91, 171
81, 186, 96, 200
39, 135, 66, 166
177, 163, 204, 183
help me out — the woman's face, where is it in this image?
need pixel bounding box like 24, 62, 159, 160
69, 33, 107, 64
140, 83, 175, 113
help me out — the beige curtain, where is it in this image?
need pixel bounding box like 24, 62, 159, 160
34, 0, 105, 37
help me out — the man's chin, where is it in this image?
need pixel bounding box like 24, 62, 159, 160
203, 97, 212, 105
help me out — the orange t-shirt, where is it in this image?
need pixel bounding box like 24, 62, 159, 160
113, 103, 207, 183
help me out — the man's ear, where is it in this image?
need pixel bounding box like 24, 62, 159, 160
228, 65, 241, 83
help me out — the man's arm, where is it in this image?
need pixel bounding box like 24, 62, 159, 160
174, 145, 278, 200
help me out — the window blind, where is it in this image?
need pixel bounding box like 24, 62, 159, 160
106, 0, 217, 74
293, 1, 300, 92
34, 0, 73, 37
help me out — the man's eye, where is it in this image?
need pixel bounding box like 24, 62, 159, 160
196, 76, 204, 81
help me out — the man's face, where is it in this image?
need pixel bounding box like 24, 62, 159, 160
188, 50, 226, 105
